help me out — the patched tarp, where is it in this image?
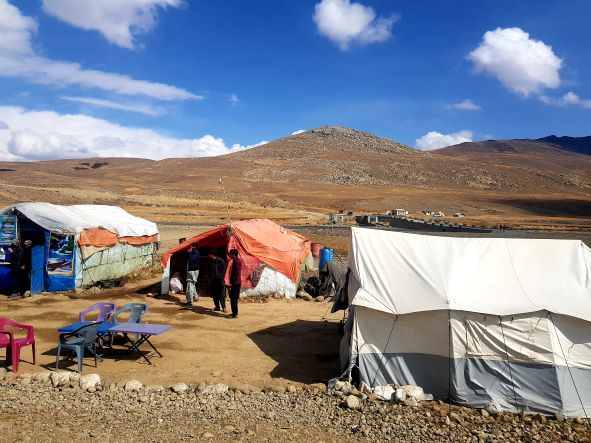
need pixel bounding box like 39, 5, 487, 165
161, 219, 310, 285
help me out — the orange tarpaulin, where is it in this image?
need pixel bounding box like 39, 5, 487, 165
161, 219, 311, 285
79, 228, 159, 247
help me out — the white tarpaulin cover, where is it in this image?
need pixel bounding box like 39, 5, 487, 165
348, 227, 591, 321
1, 203, 158, 238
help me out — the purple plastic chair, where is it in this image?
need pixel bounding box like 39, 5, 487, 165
79, 303, 116, 323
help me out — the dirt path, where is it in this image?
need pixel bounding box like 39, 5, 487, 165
0, 290, 343, 388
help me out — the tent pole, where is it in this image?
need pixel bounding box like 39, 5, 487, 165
549, 313, 590, 425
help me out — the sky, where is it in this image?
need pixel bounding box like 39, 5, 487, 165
0, 0, 589, 161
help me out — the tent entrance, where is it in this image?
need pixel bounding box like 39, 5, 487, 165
169, 245, 227, 297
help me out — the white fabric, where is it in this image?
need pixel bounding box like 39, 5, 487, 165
0, 202, 158, 238
348, 228, 591, 321
241, 266, 297, 298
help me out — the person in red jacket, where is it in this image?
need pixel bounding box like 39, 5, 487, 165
227, 249, 242, 319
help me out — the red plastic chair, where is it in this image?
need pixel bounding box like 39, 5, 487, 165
0, 318, 36, 372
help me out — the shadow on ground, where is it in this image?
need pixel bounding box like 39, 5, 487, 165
248, 319, 341, 385
495, 198, 591, 217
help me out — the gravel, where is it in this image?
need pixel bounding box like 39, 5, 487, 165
1, 374, 590, 442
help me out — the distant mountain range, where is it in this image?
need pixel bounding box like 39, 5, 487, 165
438, 135, 591, 156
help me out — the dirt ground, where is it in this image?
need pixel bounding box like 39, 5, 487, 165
0, 287, 343, 388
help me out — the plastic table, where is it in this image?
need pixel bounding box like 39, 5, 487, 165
108, 323, 171, 364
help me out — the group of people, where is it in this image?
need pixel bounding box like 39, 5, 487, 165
169, 243, 243, 319
7, 239, 32, 297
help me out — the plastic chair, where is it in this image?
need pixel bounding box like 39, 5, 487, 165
79, 302, 116, 323
0, 318, 35, 372
110, 303, 148, 324
55, 322, 102, 373
109, 303, 148, 346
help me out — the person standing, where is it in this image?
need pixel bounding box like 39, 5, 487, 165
227, 249, 242, 319
208, 249, 226, 312
184, 243, 200, 306
8, 240, 24, 297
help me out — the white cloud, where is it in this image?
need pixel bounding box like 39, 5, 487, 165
540, 91, 591, 109
42, 0, 182, 50
313, 0, 398, 50
446, 99, 481, 111
0, 120, 9, 129
291, 129, 306, 135
0, 106, 266, 161
415, 130, 473, 151
229, 94, 240, 105
0, 0, 199, 101
61, 96, 165, 116
468, 27, 562, 97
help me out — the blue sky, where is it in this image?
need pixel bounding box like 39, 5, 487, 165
0, 0, 589, 160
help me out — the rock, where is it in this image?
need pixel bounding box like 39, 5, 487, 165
50, 371, 70, 388
201, 432, 214, 438
480, 409, 490, 418
146, 385, 164, 392
124, 380, 143, 392
79, 374, 101, 391
554, 412, 565, 422
485, 401, 502, 415
402, 385, 425, 401
69, 372, 81, 383
394, 388, 407, 403
286, 385, 297, 393
33, 371, 52, 383
223, 425, 235, 432
308, 383, 327, 392
344, 395, 361, 410
314, 296, 324, 302
403, 397, 418, 407
202, 383, 229, 395
368, 393, 378, 402
138, 396, 149, 403
296, 290, 309, 299
575, 417, 585, 424
302, 295, 313, 302
170, 383, 189, 394
264, 411, 276, 419
374, 385, 395, 401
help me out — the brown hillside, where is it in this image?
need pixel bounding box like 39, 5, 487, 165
0, 126, 589, 229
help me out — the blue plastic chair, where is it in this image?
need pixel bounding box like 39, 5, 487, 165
79, 302, 116, 322
110, 303, 148, 324
110, 303, 148, 346
55, 322, 102, 373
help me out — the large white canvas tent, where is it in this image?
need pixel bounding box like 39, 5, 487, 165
334, 227, 591, 416
0, 203, 159, 294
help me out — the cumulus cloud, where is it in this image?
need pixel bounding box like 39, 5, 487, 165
0, 120, 9, 129
0, 0, 199, 101
229, 94, 240, 105
291, 129, 306, 135
415, 130, 473, 151
468, 27, 562, 97
61, 96, 165, 116
313, 0, 398, 50
540, 91, 591, 109
0, 106, 267, 161
446, 99, 481, 111
42, 0, 182, 50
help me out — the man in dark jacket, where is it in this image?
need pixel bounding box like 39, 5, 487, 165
208, 249, 226, 312
227, 249, 242, 319
8, 240, 25, 296
185, 243, 200, 306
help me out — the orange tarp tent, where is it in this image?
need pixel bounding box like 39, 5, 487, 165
161, 219, 311, 286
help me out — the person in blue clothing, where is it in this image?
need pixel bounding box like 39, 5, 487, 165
184, 243, 200, 306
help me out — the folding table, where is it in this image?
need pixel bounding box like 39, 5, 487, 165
108, 322, 171, 364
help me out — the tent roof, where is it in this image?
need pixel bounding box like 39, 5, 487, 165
0, 202, 158, 238
161, 219, 310, 283
348, 227, 591, 321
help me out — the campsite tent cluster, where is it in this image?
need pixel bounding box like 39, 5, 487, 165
333, 227, 591, 417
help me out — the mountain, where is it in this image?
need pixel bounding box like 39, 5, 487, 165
537, 135, 591, 156
0, 126, 589, 227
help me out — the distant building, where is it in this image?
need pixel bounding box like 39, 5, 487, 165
422, 210, 434, 216
453, 212, 465, 218
433, 211, 445, 217
393, 209, 409, 216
